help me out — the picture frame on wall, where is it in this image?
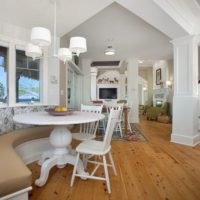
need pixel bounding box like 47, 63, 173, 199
156, 68, 161, 85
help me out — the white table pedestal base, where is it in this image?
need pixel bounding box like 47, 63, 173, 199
35, 126, 88, 187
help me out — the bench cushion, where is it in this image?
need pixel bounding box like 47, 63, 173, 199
0, 126, 53, 197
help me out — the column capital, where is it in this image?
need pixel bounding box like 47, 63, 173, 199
171, 34, 200, 46
90, 67, 98, 76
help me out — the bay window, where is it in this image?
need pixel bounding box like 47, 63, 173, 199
0, 46, 8, 104
16, 49, 40, 103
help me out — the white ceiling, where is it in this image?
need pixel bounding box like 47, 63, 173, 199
0, 0, 113, 36
196, 0, 200, 5
66, 3, 173, 61
0, 0, 189, 38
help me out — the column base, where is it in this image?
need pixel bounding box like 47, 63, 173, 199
171, 133, 200, 146
171, 96, 200, 147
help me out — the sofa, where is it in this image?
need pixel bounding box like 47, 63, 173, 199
146, 102, 169, 120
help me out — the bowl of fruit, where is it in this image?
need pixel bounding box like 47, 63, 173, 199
45, 107, 73, 116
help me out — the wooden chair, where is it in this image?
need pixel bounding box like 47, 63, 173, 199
72, 104, 103, 141
70, 109, 120, 193
106, 103, 124, 137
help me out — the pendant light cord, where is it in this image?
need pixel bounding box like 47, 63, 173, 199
53, 0, 57, 56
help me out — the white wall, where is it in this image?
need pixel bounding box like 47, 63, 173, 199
153, 60, 168, 89
119, 74, 126, 100
82, 59, 92, 104
153, 59, 173, 115
147, 68, 153, 105
0, 22, 60, 106
138, 76, 148, 105
139, 67, 153, 105
47, 39, 60, 105
91, 67, 97, 100
127, 58, 139, 123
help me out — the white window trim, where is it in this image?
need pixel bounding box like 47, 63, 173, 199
0, 41, 9, 107
0, 34, 47, 107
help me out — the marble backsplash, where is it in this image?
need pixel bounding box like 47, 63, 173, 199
0, 105, 54, 134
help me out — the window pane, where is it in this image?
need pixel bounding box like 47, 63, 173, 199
16, 50, 40, 103
0, 46, 8, 104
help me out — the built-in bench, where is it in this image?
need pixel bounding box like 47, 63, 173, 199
0, 126, 53, 200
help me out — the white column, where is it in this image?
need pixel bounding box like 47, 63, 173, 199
47, 38, 60, 105
41, 50, 48, 105
90, 67, 98, 100
171, 35, 200, 146
127, 58, 139, 123
82, 59, 92, 104
119, 74, 126, 100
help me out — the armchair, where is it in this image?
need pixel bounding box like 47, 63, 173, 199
146, 102, 169, 120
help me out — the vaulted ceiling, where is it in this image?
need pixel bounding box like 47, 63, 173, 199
0, 0, 199, 61
0, 0, 197, 38
65, 3, 173, 61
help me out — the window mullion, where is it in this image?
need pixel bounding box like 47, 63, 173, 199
8, 42, 16, 106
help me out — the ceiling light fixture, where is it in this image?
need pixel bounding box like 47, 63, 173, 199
138, 60, 144, 64
26, 0, 87, 63
105, 46, 115, 55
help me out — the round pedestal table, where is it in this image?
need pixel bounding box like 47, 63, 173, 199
13, 111, 105, 187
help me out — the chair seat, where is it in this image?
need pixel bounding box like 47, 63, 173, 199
72, 133, 95, 141
76, 140, 110, 155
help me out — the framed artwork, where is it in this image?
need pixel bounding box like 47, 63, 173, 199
156, 68, 161, 85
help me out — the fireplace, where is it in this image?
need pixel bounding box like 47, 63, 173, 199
155, 100, 163, 107
153, 88, 169, 107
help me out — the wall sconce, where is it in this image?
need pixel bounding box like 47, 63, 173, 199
166, 80, 172, 88
143, 87, 147, 91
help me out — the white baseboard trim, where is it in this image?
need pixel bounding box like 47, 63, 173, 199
1, 187, 32, 200
171, 133, 200, 147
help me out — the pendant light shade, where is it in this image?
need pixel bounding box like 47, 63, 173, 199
31, 27, 51, 47
57, 48, 72, 64
69, 37, 87, 55
25, 43, 42, 60
105, 46, 115, 55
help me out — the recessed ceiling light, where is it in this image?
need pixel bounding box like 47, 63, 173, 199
105, 46, 115, 55
138, 60, 144, 64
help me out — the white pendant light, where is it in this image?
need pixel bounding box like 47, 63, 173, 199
57, 48, 72, 64
28, 0, 87, 64
69, 37, 87, 55
105, 46, 115, 55
25, 43, 42, 60
31, 27, 51, 47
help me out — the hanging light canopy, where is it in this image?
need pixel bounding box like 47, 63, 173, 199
105, 46, 115, 55
26, 0, 87, 63
25, 43, 42, 60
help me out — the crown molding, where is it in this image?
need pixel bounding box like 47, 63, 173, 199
153, 0, 200, 35
153, 0, 196, 35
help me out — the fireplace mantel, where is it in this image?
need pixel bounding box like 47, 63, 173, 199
153, 88, 169, 106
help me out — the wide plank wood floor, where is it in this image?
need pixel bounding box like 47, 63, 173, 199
28, 116, 200, 200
